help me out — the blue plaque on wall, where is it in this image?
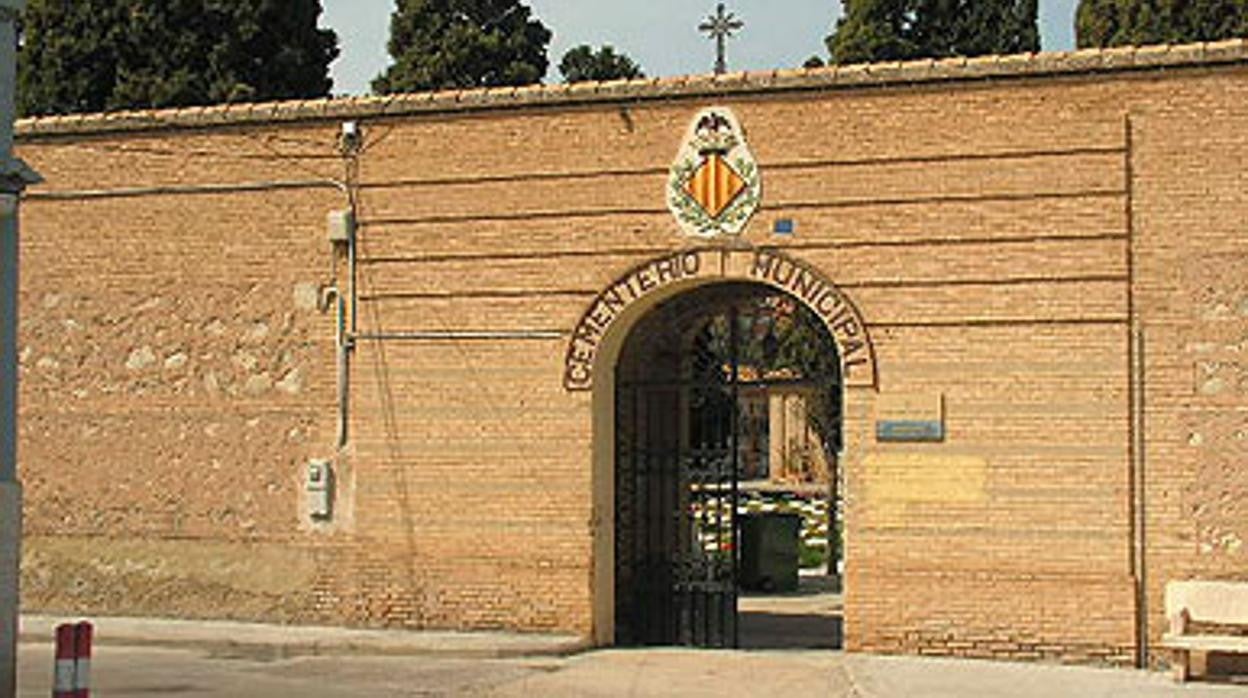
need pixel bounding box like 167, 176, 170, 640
876, 420, 945, 442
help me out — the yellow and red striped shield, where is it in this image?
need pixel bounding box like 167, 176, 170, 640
683, 154, 746, 219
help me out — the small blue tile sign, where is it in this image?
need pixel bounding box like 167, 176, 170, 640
876, 420, 945, 442
773, 218, 795, 235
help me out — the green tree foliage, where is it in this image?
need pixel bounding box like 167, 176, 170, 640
825, 0, 1039, 64
1075, 0, 1248, 48
19, 0, 338, 116
558, 44, 644, 83
373, 0, 552, 93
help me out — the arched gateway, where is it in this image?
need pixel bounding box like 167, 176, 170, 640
568, 247, 877, 647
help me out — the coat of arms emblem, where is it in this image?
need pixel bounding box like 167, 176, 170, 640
667, 107, 761, 237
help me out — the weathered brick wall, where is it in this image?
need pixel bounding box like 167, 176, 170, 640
11, 47, 1248, 660
16, 124, 351, 623
1130, 73, 1248, 662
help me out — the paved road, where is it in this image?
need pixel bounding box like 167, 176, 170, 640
17, 643, 1248, 697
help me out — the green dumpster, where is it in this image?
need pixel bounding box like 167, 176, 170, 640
739, 512, 801, 592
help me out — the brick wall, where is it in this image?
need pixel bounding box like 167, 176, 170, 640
17, 124, 348, 623
11, 47, 1248, 661
1130, 73, 1248, 664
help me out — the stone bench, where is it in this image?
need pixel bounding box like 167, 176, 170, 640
1161, 580, 1248, 682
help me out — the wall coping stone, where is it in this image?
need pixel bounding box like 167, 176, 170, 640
14, 39, 1248, 138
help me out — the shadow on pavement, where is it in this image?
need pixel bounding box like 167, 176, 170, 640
737, 575, 844, 650
739, 611, 842, 650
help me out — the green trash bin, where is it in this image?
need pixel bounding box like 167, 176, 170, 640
739, 512, 801, 593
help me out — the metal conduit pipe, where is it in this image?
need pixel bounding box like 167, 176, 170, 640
334, 122, 362, 460
319, 286, 349, 450
347, 209, 358, 340
1135, 327, 1148, 667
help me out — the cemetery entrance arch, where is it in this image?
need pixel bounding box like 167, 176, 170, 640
611, 281, 845, 647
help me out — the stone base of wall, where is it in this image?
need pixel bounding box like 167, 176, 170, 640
307, 542, 590, 636
847, 568, 1139, 666
857, 631, 1134, 666
21, 535, 319, 624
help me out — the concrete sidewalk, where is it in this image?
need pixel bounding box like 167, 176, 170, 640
19, 614, 589, 659
491, 650, 1248, 698
16, 643, 1248, 698
18, 614, 1248, 696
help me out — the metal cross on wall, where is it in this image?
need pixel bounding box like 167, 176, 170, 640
699, 3, 744, 75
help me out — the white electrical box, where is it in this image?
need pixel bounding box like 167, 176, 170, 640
306, 459, 333, 520
327, 209, 355, 245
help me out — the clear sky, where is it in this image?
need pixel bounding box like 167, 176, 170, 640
321, 1, 1081, 96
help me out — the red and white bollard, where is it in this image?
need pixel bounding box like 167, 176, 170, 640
73, 622, 92, 698
52, 624, 72, 698
52, 621, 91, 698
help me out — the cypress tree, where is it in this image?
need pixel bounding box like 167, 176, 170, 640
19, 0, 339, 116
826, 0, 917, 64
558, 45, 644, 83
1076, 0, 1248, 48
373, 0, 552, 94
825, 0, 1040, 64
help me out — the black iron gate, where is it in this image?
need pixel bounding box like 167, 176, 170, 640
614, 306, 743, 648
613, 282, 844, 649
